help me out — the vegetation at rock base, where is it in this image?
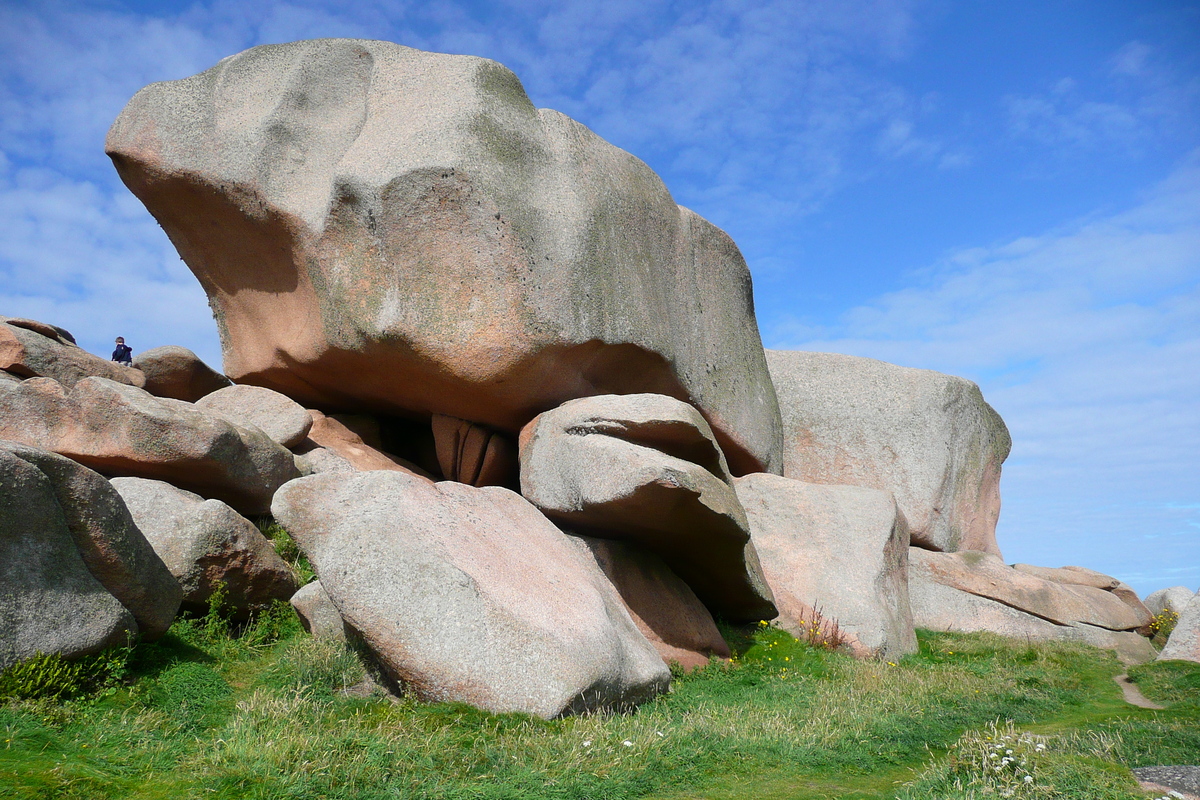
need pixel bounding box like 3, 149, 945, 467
2, 605, 1197, 800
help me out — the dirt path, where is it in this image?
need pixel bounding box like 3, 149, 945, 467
1113, 673, 1165, 710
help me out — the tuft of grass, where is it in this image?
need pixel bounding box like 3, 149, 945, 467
256, 516, 316, 586
0, 646, 132, 702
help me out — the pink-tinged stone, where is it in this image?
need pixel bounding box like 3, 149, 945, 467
1, 320, 145, 390
133, 345, 231, 402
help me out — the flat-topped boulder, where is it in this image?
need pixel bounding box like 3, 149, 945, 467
0, 376, 298, 514
106, 38, 782, 476
766, 350, 1011, 555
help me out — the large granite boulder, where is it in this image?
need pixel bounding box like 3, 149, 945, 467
519, 393, 776, 623
766, 350, 1010, 555
1158, 590, 1200, 663
105, 38, 782, 476
112, 477, 298, 615
1011, 563, 1152, 632
1146, 586, 1197, 618
133, 345, 232, 402
0, 376, 299, 514
909, 549, 1157, 664
734, 473, 916, 659
0, 449, 137, 669
196, 384, 313, 449
272, 470, 669, 718
1, 318, 145, 389
2, 441, 181, 639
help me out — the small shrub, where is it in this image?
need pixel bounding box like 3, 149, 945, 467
0, 647, 132, 702
1149, 609, 1179, 646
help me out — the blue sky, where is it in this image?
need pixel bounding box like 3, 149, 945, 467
1, 0, 1198, 595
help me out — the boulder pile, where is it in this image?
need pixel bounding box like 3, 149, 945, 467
0, 38, 1178, 712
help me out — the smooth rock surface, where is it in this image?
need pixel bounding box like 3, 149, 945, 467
1158, 591, 1200, 663
1, 316, 77, 345
273, 470, 670, 718
909, 548, 1157, 664
0, 376, 299, 514
290, 580, 348, 642
1, 320, 145, 389
1147, 586, 1197, 618
580, 536, 730, 670
519, 393, 776, 623
1, 441, 180, 639
0, 449, 136, 669
133, 345, 232, 401
767, 350, 1010, 555
112, 477, 297, 615
106, 38, 782, 476
735, 473, 916, 659
1012, 563, 1152, 631
432, 414, 517, 487
197, 384, 313, 449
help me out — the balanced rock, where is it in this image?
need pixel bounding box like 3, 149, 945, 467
2, 441, 180, 639
909, 549, 1157, 663
273, 470, 669, 718
1, 319, 145, 390
196, 384, 313, 449
734, 473, 916, 659
1158, 591, 1200, 663
0, 448, 136, 668
0, 376, 299, 514
519, 393, 776, 623
106, 38, 782, 476
133, 345, 232, 402
112, 477, 297, 615
767, 350, 1010, 555
580, 537, 730, 670
1146, 586, 1197, 618
289, 580, 348, 643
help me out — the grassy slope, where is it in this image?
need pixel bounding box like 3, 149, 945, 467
2, 611, 1198, 800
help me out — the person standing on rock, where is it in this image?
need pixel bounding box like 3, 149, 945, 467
111, 337, 133, 365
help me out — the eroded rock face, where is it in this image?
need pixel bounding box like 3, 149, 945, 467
272, 470, 670, 718
196, 384, 313, 449
111, 477, 297, 615
767, 351, 1010, 555
1, 441, 180, 640
133, 345, 232, 402
0, 376, 299, 514
0, 449, 136, 669
519, 393, 776, 623
1, 319, 145, 390
909, 549, 1157, 664
432, 414, 517, 487
105, 38, 782, 476
1158, 591, 1200, 663
734, 473, 916, 660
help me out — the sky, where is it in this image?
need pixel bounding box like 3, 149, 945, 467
1, 0, 1197, 596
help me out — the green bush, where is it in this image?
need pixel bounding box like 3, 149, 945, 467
0, 647, 131, 701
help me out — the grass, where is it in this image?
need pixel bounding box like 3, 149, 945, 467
2, 606, 1197, 800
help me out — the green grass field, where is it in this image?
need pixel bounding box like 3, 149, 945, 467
2, 602, 1197, 800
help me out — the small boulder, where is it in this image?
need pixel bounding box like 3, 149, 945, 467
735, 473, 916, 659
133, 345, 232, 402
0, 376, 299, 514
196, 384, 313, 449
1158, 591, 1200, 663
289, 580, 348, 643
111, 477, 298, 616
1, 441, 180, 639
432, 414, 517, 487
272, 471, 669, 718
0, 449, 136, 669
1146, 586, 1197, 618
519, 393, 776, 623
1, 319, 145, 389
767, 350, 1011, 555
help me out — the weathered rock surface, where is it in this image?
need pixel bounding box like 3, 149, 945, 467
1158, 590, 1200, 663
0, 376, 299, 514
1146, 586, 1197, 618
112, 477, 297, 615
298, 410, 433, 477
432, 414, 517, 487
1012, 563, 1152, 632
133, 345, 232, 401
580, 537, 730, 670
1, 316, 77, 345
1, 441, 180, 639
1, 319, 145, 389
734, 473, 916, 659
519, 393, 776, 623
767, 350, 1010, 555
106, 38, 782, 476
272, 470, 670, 718
196, 384, 313, 449
909, 549, 1157, 664
290, 580, 348, 642
0, 449, 136, 668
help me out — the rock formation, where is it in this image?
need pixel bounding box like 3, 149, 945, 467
2, 318, 145, 389
105, 38, 782, 476
133, 345, 232, 402
1146, 586, 1197, 618
1157, 590, 1200, 663
196, 384, 314, 449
